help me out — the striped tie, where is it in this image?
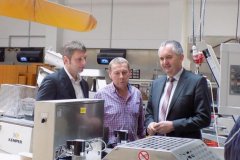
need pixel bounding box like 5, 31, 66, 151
159, 77, 175, 121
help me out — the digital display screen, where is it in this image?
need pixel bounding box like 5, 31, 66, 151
100, 58, 109, 64
20, 57, 28, 62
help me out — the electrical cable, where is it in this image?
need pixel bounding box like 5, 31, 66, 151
199, 0, 202, 42
200, 0, 206, 41
236, 0, 240, 41
55, 145, 69, 160
55, 138, 107, 159
192, 0, 207, 44
192, 0, 196, 45
196, 0, 207, 42
207, 78, 220, 147
192, 0, 206, 74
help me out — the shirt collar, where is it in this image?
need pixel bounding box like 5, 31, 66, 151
64, 66, 82, 82
109, 82, 132, 93
167, 67, 183, 81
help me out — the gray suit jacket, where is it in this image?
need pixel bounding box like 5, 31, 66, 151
36, 68, 89, 100
145, 69, 211, 139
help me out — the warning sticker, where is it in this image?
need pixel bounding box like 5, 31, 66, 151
138, 150, 150, 160
80, 107, 86, 114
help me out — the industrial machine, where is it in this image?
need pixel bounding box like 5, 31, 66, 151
193, 42, 240, 149
0, 117, 33, 154
195, 42, 240, 115
219, 43, 240, 115
129, 79, 152, 108
80, 69, 106, 95
196, 42, 220, 87
0, 84, 36, 154
104, 136, 223, 160
114, 130, 128, 145
33, 99, 105, 160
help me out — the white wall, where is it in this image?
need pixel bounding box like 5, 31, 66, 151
0, 0, 239, 72
188, 0, 238, 37
61, 0, 189, 50
0, 17, 46, 47
0, 0, 238, 49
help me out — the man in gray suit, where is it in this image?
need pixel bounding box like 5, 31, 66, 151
36, 40, 89, 100
145, 40, 211, 139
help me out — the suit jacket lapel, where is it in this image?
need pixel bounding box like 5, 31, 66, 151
168, 69, 187, 114
60, 69, 76, 98
80, 80, 88, 98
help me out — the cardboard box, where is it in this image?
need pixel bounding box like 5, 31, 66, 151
18, 75, 27, 84
0, 65, 27, 84
0, 64, 54, 86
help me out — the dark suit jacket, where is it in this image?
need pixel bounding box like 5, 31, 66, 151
36, 68, 89, 100
145, 69, 211, 139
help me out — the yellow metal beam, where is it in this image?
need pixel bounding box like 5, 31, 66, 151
0, 0, 97, 32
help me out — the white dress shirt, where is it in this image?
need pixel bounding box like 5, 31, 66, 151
64, 66, 84, 99
158, 68, 183, 121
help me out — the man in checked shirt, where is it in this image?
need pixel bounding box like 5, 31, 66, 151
94, 57, 145, 148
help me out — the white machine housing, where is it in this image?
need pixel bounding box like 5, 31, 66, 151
219, 43, 240, 115
104, 136, 222, 160
0, 117, 33, 154
33, 99, 104, 160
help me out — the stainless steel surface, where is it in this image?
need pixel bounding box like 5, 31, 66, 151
33, 99, 104, 160
104, 136, 223, 160
54, 101, 104, 147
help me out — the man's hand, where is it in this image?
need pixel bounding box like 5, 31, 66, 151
154, 121, 174, 134
147, 122, 157, 136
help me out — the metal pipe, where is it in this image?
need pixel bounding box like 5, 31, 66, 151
109, 0, 114, 48
199, 0, 202, 42
236, 0, 240, 40
192, 0, 195, 45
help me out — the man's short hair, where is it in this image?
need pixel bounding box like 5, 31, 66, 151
108, 57, 130, 71
158, 40, 183, 55
62, 40, 86, 58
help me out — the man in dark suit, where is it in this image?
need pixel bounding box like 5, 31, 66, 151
36, 40, 89, 100
145, 40, 211, 139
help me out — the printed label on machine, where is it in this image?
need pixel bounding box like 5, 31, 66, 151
80, 107, 87, 114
